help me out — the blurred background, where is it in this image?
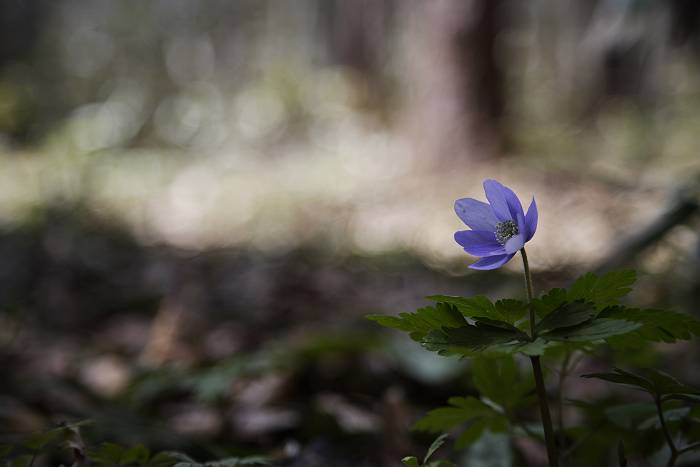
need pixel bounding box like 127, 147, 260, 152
1, 0, 700, 465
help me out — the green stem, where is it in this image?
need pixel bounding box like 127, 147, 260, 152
521, 248, 536, 338
557, 351, 572, 451
521, 248, 559, 467
655, 395, 678, 467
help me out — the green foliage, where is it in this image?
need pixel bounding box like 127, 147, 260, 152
534, 301, 595, 333
89, 443, 179, 467
401, 434, 456, 467
421, 323, 527, 356
540, 318, 641, 342
426, 296, 527, 325
367, 303, 467, 342
568, 270, 636, 311
368, 269, 700, 358
471, 356, 533, 410
600, 307, 700, 348
583, 367, 700, 463
582, 367, 700, 401
413, 396, 508, 450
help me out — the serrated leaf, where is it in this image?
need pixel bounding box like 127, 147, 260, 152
414, 397, 493, 433
582, 368, 656, 394
532, 288, 567, 319
535, 300, 595, 334
367, 303, 467, 341
421, 323, 524, 356
471, 356, 531, 408
599, 307, 700, 347
424, 433, 449, 464
568, 270, 636, 310
585, 367, 699, 400
401, 457, 420, 467
642, 368, 700, 397
494, 299, 528, 324
427, 296, 525, 325
541, 318, 640, 342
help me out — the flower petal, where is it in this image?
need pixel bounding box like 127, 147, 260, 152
483, 179, 524, 222
525, 197, 538, 241
454, 230, 505, 257
469, 253, 515, 270
454, 198, 498, 231
504, 233, 524, 254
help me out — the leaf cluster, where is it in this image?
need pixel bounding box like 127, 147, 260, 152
368, 270, 700, 358
412, 356, 532, 449
581, 368, 700, 461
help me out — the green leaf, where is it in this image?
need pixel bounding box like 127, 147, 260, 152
426, 296, 526, 325
532, 288, 567, 319
541, 318, 640, 342
421, 323, 524, 356
471, 356, 531, 408
643, 368, 700, 397
123, 445, 150, 467
414, 397, 493, 433
367, 303, 467, 341
494, 299, 528, 324
584, 367, 700, 399
604, 403, 658, 429
599, 307, 700, 347
454, 417, 508, 450
568, 270, 636, 310
535, 301, 595, 334
401, 457, 420, 467
455, 419, 488, 449
424, 433, 449, 464
90, 443, 127, 466
581, 368, 656, 394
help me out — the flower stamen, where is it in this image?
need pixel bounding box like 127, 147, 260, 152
495, 220, 519, 245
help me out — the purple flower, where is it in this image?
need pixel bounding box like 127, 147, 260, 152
454, 179, 538, 270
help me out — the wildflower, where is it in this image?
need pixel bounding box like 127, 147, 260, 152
454, 179, 538, 270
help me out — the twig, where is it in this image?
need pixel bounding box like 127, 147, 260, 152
655, 395, 679, 467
